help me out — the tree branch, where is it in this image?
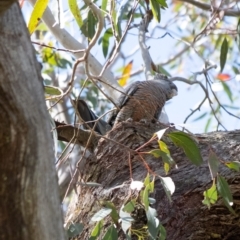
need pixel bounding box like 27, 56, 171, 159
55, 121, 101, 152
178, 0, 240, 17
139, 11, 154, 79
28, 0, 120, 98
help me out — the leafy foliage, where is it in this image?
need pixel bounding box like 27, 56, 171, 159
220, 38, 229, 73
28, 0, 49, 34
168, 132, 203, 166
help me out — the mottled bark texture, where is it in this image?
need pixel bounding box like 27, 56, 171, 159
66, 121, 240, 239
0, 3, 65, 240
0, 0, 16, 15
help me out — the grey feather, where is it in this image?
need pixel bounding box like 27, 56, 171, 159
74, 99, 111, 135
108, 77, 177, 126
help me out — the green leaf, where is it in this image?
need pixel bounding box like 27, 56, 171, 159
149, 149, 162, 158
192, 112, 207, 122
232, 65, 240, 74
208, 150, 220, 179
237, 18, 240, 51
225, 161, 240, 172
123, 200, 136, 213
202, 183, 218, 208
149, 179, 155, 193
66, 223, 84, 238
119, 206, 134, 233
58, 58, 72, 68
89, 221, 103, 240
101, 0, 108, 14
102, 225, 118, 240
146, 206, 159, 239
150, 0, 161, 22
28, 0, 49, 34
44, 85, 62, 96
204, 118, 212, 133
159, 151, 175, 165
68, 0, 83, 28
81, 10, 97, 40
222, 82, 233, 103
142, 185, 150, 209
156, 0, 168, 8
155, 65, 171, 76
102, 28, 113, 57
160, 177, 175, 201
158, 140, 170, 154
90, 208, 112, 222
144, 173, 150, 187
168, 132, 203, 166
110, 1, 121, 40
149, 149, 175, 174
116, 0, 133, 38
103, 201, 119, 225
220, 38, 228, 72
217, 175, 234, 213
159, 224, 167, 240
164, 162, 170, 175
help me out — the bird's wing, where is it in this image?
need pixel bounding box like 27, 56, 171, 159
107, 81, 141, 126
74, 99, 111, 135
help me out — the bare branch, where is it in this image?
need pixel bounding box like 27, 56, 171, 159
55, 121, 101, 152
170, 76, 211, 101
183, 97, 207, 124
178, 0, 240, 17
139, 11, 154, 79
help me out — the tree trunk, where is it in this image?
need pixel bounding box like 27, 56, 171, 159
66, 121, 240, 239
0, 3, 65, 240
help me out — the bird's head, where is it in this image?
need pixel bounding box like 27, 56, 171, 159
154, 74, 178, 100
166, 80, 178, 100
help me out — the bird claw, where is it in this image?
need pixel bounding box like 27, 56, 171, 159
139, 119, 148, 124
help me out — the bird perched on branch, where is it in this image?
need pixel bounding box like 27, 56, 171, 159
75, 76, 177, 135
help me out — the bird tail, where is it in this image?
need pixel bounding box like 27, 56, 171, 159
73, 99, 111, 135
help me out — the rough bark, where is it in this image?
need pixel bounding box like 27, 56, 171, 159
0, 0, 16, 15
0, 3, 65, 240
66, 121, 240, 239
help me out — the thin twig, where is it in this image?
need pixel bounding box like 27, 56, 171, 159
170, 76, 211, 103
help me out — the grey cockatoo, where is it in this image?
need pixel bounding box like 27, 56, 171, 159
75, 76, 177, 135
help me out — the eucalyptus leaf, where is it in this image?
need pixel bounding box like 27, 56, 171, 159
150, 0, 161, 22
102, 225, 118, 240
68, 0, 83, 28
168, 132, 203, 166
89, 221, 103, 240
66, 223, 84, 238
208, 150, 220, 179
202, 183, 218, 208
225, 161, 240, 172
220, 38, 228, 72
90, 208, 112, 222
217, 175, 234, 213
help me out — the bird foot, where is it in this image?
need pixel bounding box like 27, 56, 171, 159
139, 118, 148, 124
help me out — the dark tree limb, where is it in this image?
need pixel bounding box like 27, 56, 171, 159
55, 121, 101, 152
